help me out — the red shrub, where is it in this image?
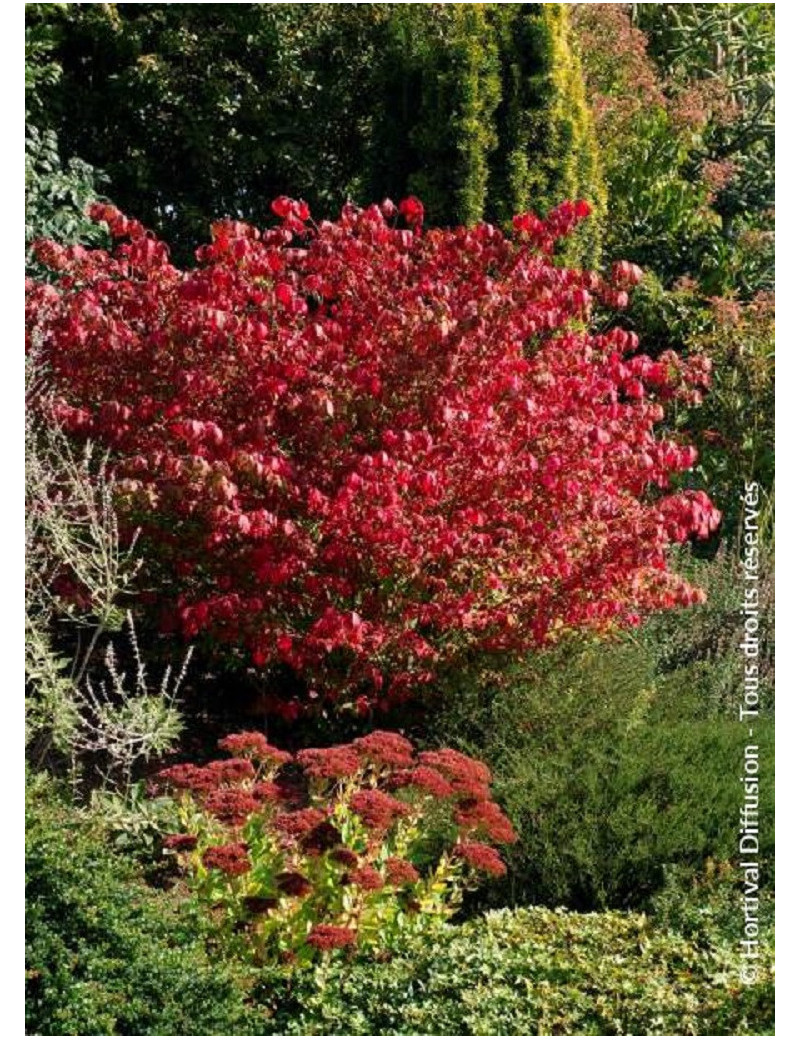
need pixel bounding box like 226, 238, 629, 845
26, 196, 719, 715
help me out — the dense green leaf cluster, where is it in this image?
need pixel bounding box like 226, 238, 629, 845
683, 303, 775, 537
25, 8, 107, 271
432, 613, 773, 911
272, 903, 773, 1036
575, 2, 774, 295
26, 3, 604, 263
25, 775, 260, 1036
637, 2, 774, 227
640, 542, 774, 711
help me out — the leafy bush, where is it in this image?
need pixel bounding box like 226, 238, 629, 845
573, 4, 721, 283
369, 4, 502, 229
649, 858, 775, 951
27, 196, 720, 715
640, 540, 775, 715
25, 3, 384, 263
25, 774, 262, 1036
371, 4, 606, 262
622, 268, 713, 354
27, 774, 774, 1036
575, 3, 774, 298
572, 1, 775, 527
636, 2, 774, 236
433, 636, 774, 910
25, 6, 109, 271
683, 294, 775, 534
267, 903, 774, 1036
152, 730, 514, 965
25, 127, 108, 275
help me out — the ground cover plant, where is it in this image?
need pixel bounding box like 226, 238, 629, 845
27, 775, 774, 1037
269, 903, 773, 1036
25, 774, 258, 1036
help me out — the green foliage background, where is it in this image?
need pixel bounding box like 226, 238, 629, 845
26, 775, 258, 1036
26, 2, 605, 263
432, 636, 774, 912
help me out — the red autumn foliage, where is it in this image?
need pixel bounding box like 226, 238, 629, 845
155, 763, 218, 793
392, 765, 453, 800
353, 730, 415, 769
295, 744, 362, 780
206, 758, 256, 784
274, 808, 327, 838
300, 820, 342, 855
204, 789, 261, 826
276, 871, 313, 897
26, 196, 719, 716
330, 847, 360, 869
163, 833, 198, 852
348, 789, 411, 833
452, 799, 519, 845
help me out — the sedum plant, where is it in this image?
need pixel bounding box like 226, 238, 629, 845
153, 729, 515, 966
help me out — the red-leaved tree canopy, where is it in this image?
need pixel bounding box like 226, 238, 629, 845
26, 195, 720, 717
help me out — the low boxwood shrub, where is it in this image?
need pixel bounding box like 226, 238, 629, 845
25, 774, 262, 1036
270, 903, 773, 1036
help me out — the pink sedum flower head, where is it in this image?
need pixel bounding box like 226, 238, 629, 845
454, 840, 508, 877
202, 842, 251, 876
307, 924, 358, 950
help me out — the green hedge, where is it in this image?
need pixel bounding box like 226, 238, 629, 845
25, 775, 260, 1036
432, 636, 774, 911
29, 3, 605, 263
273, 905, 773, 1036
370, 4, 604, 260
486, 3, 605, 263
368, 4, 502, 228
